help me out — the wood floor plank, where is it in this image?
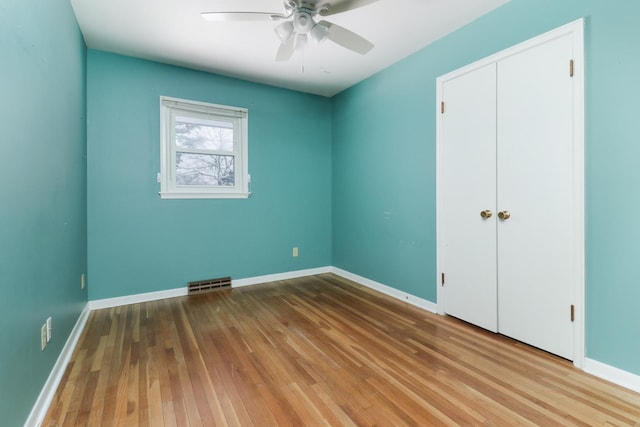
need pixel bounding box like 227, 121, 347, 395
145, 345, 164, 426
42, 273, 640, 426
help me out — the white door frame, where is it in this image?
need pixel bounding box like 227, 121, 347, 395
435, 19, 585, 368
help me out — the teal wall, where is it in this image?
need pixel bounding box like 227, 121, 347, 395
87, 51, 332, 300
4, 1, 639, 422
332, 0, 640, 375
0, 0, 87, 425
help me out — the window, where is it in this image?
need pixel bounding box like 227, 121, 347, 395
160, 96, 249, 199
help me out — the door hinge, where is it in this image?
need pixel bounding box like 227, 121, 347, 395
441, 272, 445, 286
569, 59, 574, 77
441, 101, 445, 114
570, 304, 575, 322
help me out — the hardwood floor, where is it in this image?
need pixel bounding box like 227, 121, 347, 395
43, 274, 640, 426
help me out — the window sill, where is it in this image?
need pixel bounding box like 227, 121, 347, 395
159, 192, 251, 200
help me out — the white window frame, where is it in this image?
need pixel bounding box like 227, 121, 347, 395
160, 96, 249, 199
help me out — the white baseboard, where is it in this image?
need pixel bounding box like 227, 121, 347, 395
25, 303, 90, 427
88, 267, 333, 310
88, 266, 435, 313
331, 267, 438, 314
89, 287, 188, 310
584, 358, 640, 393
233, 266, 332, 288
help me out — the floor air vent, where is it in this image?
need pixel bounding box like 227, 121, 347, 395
188, 276, 232, 295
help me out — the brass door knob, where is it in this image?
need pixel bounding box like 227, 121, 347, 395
498, 211, 511, 220
480, 210, 493, 219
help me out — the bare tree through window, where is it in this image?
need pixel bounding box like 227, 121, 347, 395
175, 120, 235, 186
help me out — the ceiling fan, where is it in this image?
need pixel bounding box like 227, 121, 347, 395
201, 0, 378, 62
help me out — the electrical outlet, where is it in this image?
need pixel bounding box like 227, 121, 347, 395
46, 317, 52, 342
81, 273, 85, 290
41, 324, 47, 351
292, 247, 299, 257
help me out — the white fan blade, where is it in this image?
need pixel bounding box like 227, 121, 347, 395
201, 12, 285, 22
319, 21, 374, 54
276, 36, 295, 61
318, 0, 379, 16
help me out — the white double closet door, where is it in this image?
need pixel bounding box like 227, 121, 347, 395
438, 23, 583, 360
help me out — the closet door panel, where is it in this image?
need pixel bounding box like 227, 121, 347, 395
496, 34, 575, 359
442, 63, 498, 332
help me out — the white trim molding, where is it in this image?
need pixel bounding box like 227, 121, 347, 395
584, 358, 640, 393
89, 287, 188, 310
25, 304, 90, 427
87, 267, 434, 313
232, 267, 333, 288
88, 267, 333, 310
331, 267, 438, 314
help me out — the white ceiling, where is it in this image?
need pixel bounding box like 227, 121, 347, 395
70, 0, 509, 97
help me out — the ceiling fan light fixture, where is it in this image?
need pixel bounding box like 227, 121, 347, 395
294, 33, 308, 51
274, 21, 294, 42
310, 22, 329, 43
293, 11, 314, 34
